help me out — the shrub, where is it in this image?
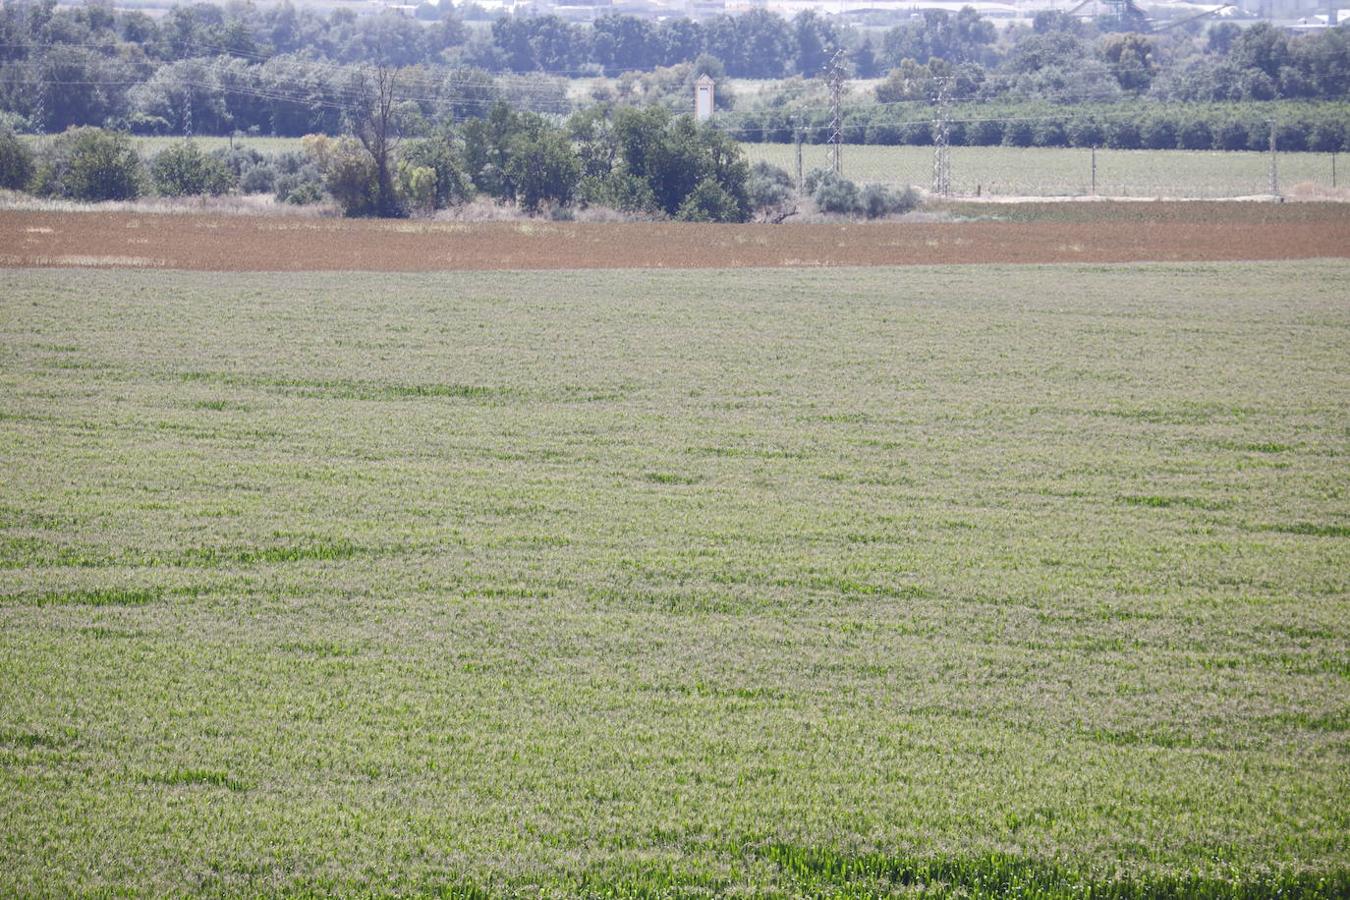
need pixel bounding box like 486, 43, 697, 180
812, 171, 860, 214
1276, 121, 1308, 152
309, 136, 378, 216
33, 127, 141, 202
867, 121, 903, 145
0, 126, 34, 190
860, 183, 919, 218
150, 141, 234, 196
1105, 120, 1142, 150
275, 173, 325, 205
967, 120, 1004, 146
239, 162, 276, 194
1067, 118, 1106, 148
578, 172, 660, 214
747, 160, 793, 214
899, 121, 932, 146
1308, 120, 1345, 153
399, 135, 473, 208
1033, 120, 1068, 147
396, 163, 438, 214
1141, 116, 1178, 150
676, 176, 741, 222
1215, 119, 1249, 151
1178, 120, 1214, 150
272, 153, 327, 205
1002, 121, 1036, 147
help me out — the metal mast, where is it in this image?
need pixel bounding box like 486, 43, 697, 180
826, 49, 846, 177
932, 77, 952, 196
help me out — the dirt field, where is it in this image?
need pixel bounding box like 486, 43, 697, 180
2, 204, 1348, 270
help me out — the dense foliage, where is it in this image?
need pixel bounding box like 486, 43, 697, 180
31, 125, 141, 200
729, 99, 1350, 150
0, 0, 1345, 140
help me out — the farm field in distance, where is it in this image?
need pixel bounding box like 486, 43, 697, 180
742, 143, 1345, 198
1, 261, 1347, 895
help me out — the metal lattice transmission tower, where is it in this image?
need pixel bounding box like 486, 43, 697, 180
932, 77, 953, 196
825, 49, 847, 177
33, 27, 49, 135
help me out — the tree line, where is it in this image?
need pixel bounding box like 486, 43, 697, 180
1, 0, 1347, 139
0, 103, 792, 222
728, 100, 1350, 152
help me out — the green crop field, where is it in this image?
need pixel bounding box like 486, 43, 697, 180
743, 143, 1345, 199
1, 263, 1348, 896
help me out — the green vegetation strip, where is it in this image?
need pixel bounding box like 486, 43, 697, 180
0, 263, 1346, 895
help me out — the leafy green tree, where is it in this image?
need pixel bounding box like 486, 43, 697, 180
676, 176, 738, 221
34, 126, 141, 201
568, 104, 619, 179
1230, 23, 1289, 80
150, 140, 233, 196
305, 133, 376, 216
612, 106, 748, 221
792, 11, 837, 78
399, 131, 472, 207
592, 15, 654, 75
1099, 33, 1156, 92
506, 127, 579, 212
0, 125, 34, 190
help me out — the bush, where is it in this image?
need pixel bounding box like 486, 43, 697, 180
967, 119, 1004, 146
33, 127, 141, 202
1308, 121, 1345, 153
150, 141, 234, 196
271, 151, 327, 205
1002, 121, 1036, 147
239, 162, 276, 194
0, 126, 34, 190
1033, 120, 1068, 148
399, 135, 473, 208
867, 121, 903, 145
1141, 116, 1178, 150
747, 160, 793, 214
859, 183, 919, 219
676, 176, 742, 222
578, 172, 659, 214
1276, 121, 1308, 152
1067, 118, 1106, 148
397, 163, 438, 214
1215, 119, 1249, 151
812, 171, 860, 214
1105, 120, 1142, 150
275, 173, 325, 205
1178, 119, 1214, 150
899, 121, 932, 146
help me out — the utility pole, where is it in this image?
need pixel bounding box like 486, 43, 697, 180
1268, 119, 1278, 199
1331, 152, 1337, 189
931, 77, 952, 197
1091, 145, 1097, 196
825, 48, 846, 177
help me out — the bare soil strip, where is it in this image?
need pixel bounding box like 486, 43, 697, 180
2, 205, 1348, 271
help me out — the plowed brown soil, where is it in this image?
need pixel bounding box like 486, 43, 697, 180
3, 204, 1348, 271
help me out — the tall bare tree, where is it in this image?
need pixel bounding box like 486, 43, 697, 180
349, 64, 402, 217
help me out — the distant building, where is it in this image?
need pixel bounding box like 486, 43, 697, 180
694, 74, 715, 122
